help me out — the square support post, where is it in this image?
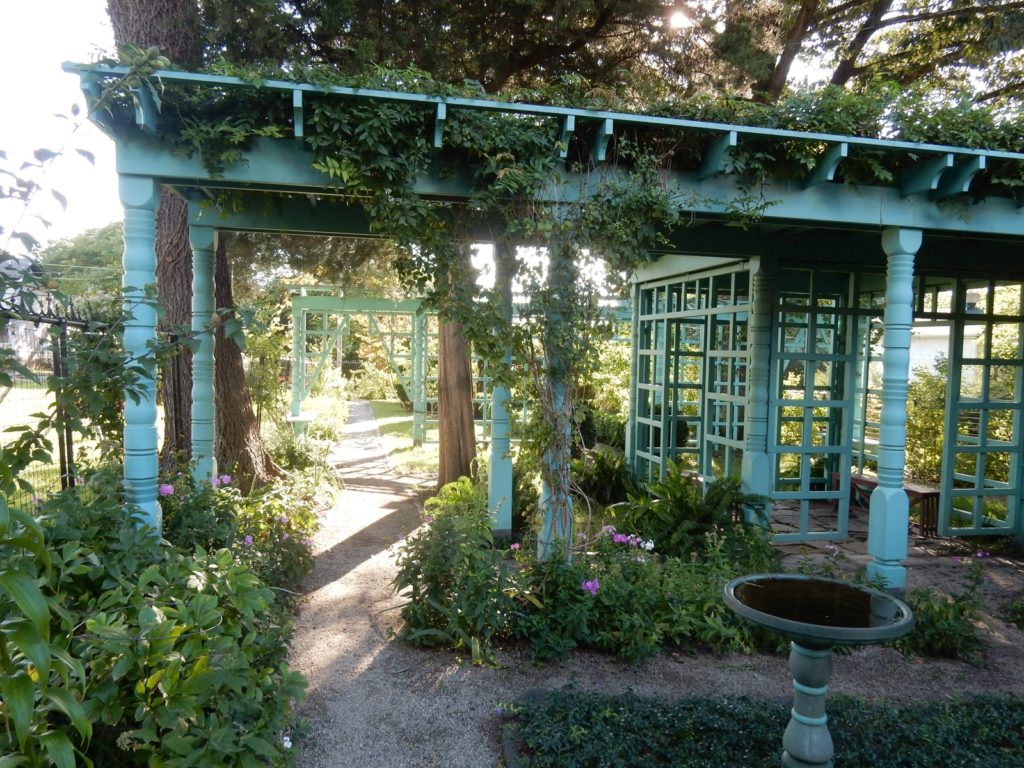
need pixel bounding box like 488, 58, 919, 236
412, 311, 428, 446
741, 257, 775, 521
188, 215, 217, 482
867, 227, 922, 590
119, 175, 161, 530
487, 240, 515, 535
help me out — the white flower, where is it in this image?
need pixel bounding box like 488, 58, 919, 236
282, 736, 292, 750
644, 540, 655, 551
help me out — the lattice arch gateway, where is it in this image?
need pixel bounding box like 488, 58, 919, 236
67, 62, 1024, 588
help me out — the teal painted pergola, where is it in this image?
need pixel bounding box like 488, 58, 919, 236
69, 63, 1024, 588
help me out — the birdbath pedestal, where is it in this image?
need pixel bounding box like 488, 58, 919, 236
724, 574, 914, 768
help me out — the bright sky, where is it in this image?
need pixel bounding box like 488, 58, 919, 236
0, 0, 119, 251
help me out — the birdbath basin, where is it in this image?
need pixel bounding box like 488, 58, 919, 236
724, 574, 913, 768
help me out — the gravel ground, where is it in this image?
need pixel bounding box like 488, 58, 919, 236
289, 401, 1024, 768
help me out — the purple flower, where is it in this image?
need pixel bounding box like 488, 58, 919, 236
423, 515, 434, 525
825, 543, 840, 556
212, 474, 232, 487
158, 484, 175, 497
279, 515, 289, 524
581, 579, 600, 596
510, 542, 521, 551
282, 533, 290, 541
612, 533, 629, 544
243, 535, 254, 548
303, 538, 314, 548
599, 525, 617, 537
975, 550, 991, 558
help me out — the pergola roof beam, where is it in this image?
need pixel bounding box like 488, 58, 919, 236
65, 63, 1024, 167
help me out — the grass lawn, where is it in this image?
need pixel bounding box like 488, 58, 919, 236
369, 399, 440, 476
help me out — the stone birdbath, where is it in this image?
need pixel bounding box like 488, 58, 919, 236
723, 574, 914, 768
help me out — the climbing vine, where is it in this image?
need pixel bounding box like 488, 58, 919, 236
92, 59, 1024, 554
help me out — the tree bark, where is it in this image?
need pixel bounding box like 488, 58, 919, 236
108, 0, 201, 470
830, 0, 893, 87
436, 318, 477, 488
214, 238, 285, 486
755, 0, 819, 103
436, 244, 477, 488
109, 0, 281, 482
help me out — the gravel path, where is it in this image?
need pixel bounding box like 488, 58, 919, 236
290, 401, 1024, 768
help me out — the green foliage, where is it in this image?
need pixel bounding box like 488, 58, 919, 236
393, 477, 516, 664
505, 688, 1024, 768
345, 365, 397, 400
905, 356, 949, 483
611, 463, 768, 561
37, 223, 123, 299
571, 446, 630, 507
395, 483, 779, 664
892, 557, 988, 661
0, 478, 304, 767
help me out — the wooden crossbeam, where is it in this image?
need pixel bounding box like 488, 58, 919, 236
933, 155, 986, 200
559, 114, 575, 159
293, 90, 304, 145
433, 103, 447, 149
698, 130, 737, 180
803, 142, 848, 189
593, 118, 613, 163
900, 153, 953, 197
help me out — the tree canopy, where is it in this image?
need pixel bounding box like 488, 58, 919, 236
198, 1, 1024, 108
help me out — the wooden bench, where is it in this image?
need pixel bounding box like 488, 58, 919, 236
831, 472, 939, 537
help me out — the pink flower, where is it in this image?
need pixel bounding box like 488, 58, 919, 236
510, 542, 521, 551
158, 484, 174, 497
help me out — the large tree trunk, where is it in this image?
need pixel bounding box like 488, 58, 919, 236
155, 193, 193, 467
214, 238, 285, 486
436, 319, 477, 488
108, 0, 201, 470
436, 244, 477, 488
109, 0, 282, 482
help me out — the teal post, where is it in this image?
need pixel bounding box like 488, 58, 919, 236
412, 311, 427, 445
741, 258, 775, 519
189, 218, 217, 482
867, 227, 921, 589
119, 175, 161, 530
625, 282, 640, 471
488, 240, 514, 535
537, 241, 575, 559
288, 290, 310, 435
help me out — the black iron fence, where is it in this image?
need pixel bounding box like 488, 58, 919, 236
0, 295, 91, 509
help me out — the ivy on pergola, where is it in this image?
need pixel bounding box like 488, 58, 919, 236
69, 61, 1024, 565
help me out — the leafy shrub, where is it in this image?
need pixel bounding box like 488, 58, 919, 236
160, 473, 240, 552
0, 479, 305, 767
512, 451, 540, 535
393, 477, 517, 663
892, 558, 988, 660
591, 410, 627, 449
234, 472, 320, 593
345, 365, 396, 400
571, 445, 630, 507
611, 463, 766, 560
264, 424, 326, 471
